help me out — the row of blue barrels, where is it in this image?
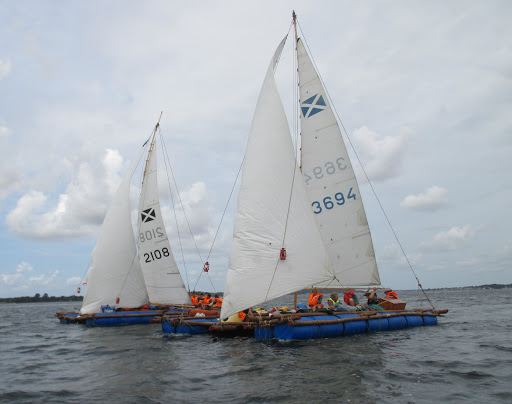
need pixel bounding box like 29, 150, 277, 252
59, 309, 189, 326
162, 317, 218, 335
255, 313, 438, 340
85, 310, 164, 326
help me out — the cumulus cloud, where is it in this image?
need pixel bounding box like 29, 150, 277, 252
352, 126, 414, 181
16, 262, 34, 273
6, 149, 125, 239
400, 186, 449, 211
420, 225, 477, 251
0, 262, 58, 291
29, 270, 59, 285
0, 272, 23, 285
0, 59, 11, 80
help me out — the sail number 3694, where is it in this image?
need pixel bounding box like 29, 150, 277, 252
312, 188, 356, 214
144, 248, 170, 263
304, 157, 347, 185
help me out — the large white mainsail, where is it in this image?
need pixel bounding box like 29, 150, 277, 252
137, 137, 191, 305
297, 38, 380, 287
220, 39, 334, 320
81, 155, 149, 314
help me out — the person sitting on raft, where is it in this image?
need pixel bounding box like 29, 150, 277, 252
364, 289, 379, 305
212, 294, 223, 309
384, 289, 399, 300
190, 291, 199, 307
344, 290, 364, 311
327, 293, 344, 312
201, 293, 213, 310
308, 288, 324, 312
364, 288, 384, 311
238, 308, 254, 322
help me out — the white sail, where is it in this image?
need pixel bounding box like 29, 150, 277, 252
297, 39, 380, 287
137, 139, 191, 305
220, 42, 334, 320
81, 156, 149, 314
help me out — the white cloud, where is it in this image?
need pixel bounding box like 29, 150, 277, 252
0, 272, 23, 285
6, 149, 125, 239
420, 225, 477, 252
16, 262, 34, 273
29, 270, 59, 285
352, 126, 414, 181
0, 59, 11, 80
400, 186, 449, 211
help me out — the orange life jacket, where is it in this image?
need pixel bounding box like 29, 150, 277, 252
190, 295, 199, 306
238, 311, 247, 321
202, 297, 212, 305
308, 293, 323, 307
212, 298, 223, 308
343, 291, 355, 305
386, 291, 398, 300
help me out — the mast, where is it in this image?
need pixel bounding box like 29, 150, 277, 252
292, 11, 301, 171
142, 111, 163, 182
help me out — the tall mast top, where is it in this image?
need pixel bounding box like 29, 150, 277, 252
292, 11, 298, 44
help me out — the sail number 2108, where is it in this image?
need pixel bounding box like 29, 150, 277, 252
144, 248, 170, 263
312, 188, 356, 214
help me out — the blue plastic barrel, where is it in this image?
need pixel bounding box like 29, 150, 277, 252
273, 317, 320, 340
387, 314, 408, 330
422, 315, 438, 326
367, 316, 389, 332
336, 314, 367, 335
405, 315, 424, 327
254, 326, 274, 339
162, 319, 175, 334
87, 311, 160, 327
175, 318, 215, 335
314, 315, 343, 338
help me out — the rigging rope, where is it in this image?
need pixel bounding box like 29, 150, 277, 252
297, 20, 436, 311
158, 129, 191, 292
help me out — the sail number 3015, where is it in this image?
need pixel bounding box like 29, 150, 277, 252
312, 188, 356, 214
144, 248, 170, 263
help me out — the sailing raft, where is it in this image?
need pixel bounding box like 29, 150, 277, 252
162, 308, 448, 339
162, 11, 449, 340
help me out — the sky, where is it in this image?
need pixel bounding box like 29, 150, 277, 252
0, 1, 511, 298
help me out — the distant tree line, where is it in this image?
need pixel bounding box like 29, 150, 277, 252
0, 293, 83, 303
426, 283, 511, 291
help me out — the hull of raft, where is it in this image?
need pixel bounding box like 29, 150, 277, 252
162, 311, 443, 339
162, 318, 219, 335
57, 308, 189, 327
255, 312, 438, 340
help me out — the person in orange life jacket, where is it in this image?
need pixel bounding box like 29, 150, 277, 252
201, 293, 213, 309
190, 292, 199, 307
308, 288, 324, 312
384, 289, 398, 300
343, 290, 359, 306
212, 294, 223, 309
238, 308, 254, 322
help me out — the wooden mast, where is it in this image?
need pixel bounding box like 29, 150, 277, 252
142, 111, 163, 182
293, 11, 299, 311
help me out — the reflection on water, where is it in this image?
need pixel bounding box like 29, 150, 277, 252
0, 289, 511, 403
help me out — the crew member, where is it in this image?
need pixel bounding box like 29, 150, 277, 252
384, 289, 398, 300
308, 288, 324, 312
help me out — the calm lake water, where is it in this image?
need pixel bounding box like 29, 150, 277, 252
0, 288, 511, 403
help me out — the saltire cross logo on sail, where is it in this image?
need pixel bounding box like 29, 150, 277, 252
301, 94, 326, 118
141, 208, 156, 223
